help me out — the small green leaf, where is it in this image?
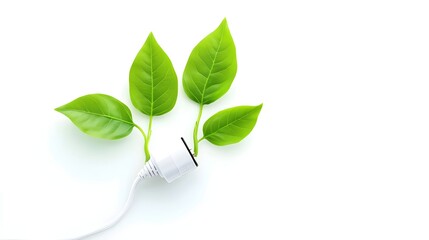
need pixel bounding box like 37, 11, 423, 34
130, 32, 178, 116
202, 104, 263, 146
183, 18, 237, 105
55, 94, 134, 140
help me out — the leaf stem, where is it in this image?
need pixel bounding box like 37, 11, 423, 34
134, 123, 151, 161
144, 115, 153, 161
193, 104, 204, 156
198, 137, 205, 142
134, 123, 147, 139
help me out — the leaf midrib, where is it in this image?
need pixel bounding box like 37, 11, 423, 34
204, 108, 257, 139
150, 35, 154, 117
61, 109, 134, 126
200, 25, 225, 104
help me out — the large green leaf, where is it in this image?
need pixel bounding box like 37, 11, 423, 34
183, 18, 237, 105
130, 32, 178, 116
203, 104, 263, 146
55, 94, 134, 140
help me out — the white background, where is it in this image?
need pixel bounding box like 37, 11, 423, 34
0, 0, 428, 239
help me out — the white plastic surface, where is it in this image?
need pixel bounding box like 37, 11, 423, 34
152, 138, 197, 183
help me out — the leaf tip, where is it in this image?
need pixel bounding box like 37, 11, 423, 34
148, 32, 155, 40
146, 32, 160, 47
221, 17, 228, 27
54, 106, 63, 113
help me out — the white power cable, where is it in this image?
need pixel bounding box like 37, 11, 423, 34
65, 175, 142, 240
66, 161, 162, 239
1, 172, 145, 240
3, 139, 197, 240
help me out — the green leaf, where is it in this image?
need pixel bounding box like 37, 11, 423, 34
55, 94, 134, 140
202, 104, 263, 146
130, 32, 178, 116
183, 18, 237, 105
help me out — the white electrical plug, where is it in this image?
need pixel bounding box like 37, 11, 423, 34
138, 137, 198, 183
67, 137, 198, 239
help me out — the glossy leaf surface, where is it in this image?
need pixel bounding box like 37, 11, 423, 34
55, 94, 134, 140
203, 104, 262, 146
130, 33, 178, 116
183, 19, 237, 105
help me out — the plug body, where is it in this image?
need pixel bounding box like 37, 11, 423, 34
139, 138, 198, 183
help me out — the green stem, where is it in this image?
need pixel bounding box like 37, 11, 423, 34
134, 123, 151, 161
134, 123, 147, 139
144, 115, 153, 161
193, 104, 204, 156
